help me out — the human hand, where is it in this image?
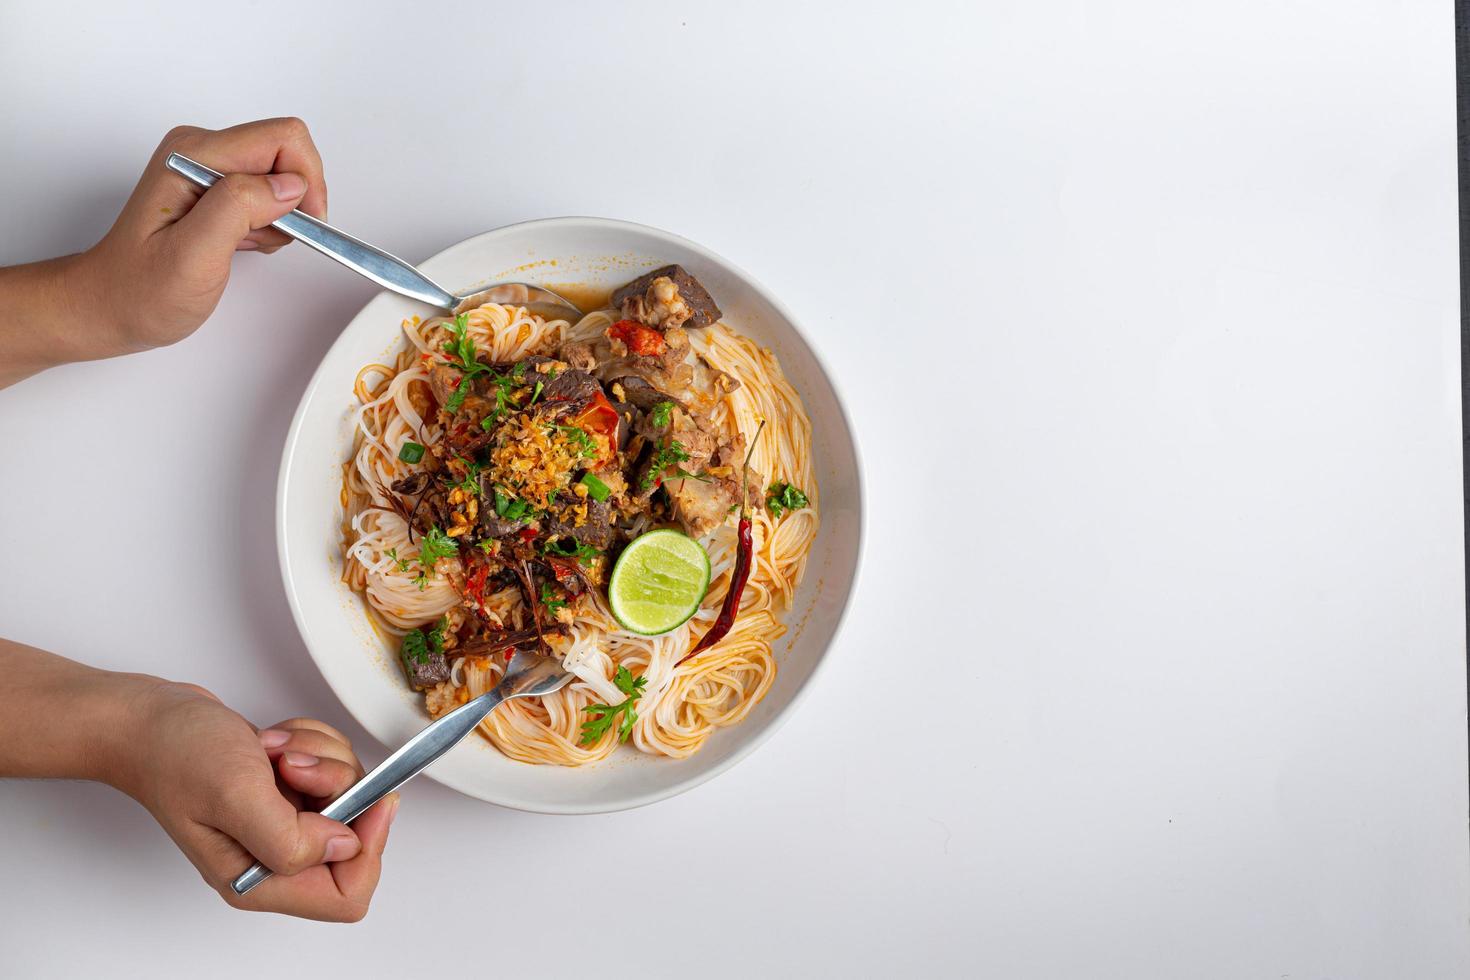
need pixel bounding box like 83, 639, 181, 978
76, 117, 328, 355
113, 680, 395, 922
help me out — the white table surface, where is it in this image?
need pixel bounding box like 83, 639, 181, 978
1, 2, 1466, 977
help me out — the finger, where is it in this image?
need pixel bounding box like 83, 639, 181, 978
329, 792, 399, 912
205, 116, 327, 219
277, 753, 361, 801
258, 727, 362, 773
121, 118, 327, 239
210, 764, 362, 878
215, 795, 396, 922
168, 171, 307, 257
226, 863, 370, 922
270, 717, 353, 747
243, 226, 292, 250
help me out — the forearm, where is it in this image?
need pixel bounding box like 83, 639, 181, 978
0, 638, 154, 788
0, 253, 121, 390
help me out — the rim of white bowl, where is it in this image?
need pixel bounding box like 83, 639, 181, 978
276, 216, 867, 813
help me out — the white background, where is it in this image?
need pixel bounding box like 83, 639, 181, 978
0, 1, 1465, 977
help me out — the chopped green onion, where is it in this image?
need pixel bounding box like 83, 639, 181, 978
580, 472, 611, 501
398, 442, 425, 463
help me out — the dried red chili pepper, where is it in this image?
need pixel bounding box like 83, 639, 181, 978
680, 420, 765, 664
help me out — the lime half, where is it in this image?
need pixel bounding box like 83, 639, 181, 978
608, 529, 711, 635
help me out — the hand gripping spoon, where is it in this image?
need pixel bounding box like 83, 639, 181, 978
164, 152, 582, 321
231, 650, 574, 895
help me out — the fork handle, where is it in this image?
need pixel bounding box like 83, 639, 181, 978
163, 152, 458, 310
231, 689, 506, 895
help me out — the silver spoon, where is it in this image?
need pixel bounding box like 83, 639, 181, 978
164, 152, 583, 321
231, 649, 574, 895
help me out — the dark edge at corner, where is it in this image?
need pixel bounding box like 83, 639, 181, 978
1458, 2, 1470, 810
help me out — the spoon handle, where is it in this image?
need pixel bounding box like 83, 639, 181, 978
164, 152, 457, 310
230, 688, 507, 896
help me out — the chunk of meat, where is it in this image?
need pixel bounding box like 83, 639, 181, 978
557, 341, 598, 373
428, 364, 463, 408
402, 644, 449, 692
612, 265, 722, 330
607, 375, 683, 412
538, 368, 602, 408
478, 470, 531, 538
665, 440, 765, 538
592, 326, 694, 395
666, 473, 738, 538
543, 496, 614, 549
630, 407, 719, 498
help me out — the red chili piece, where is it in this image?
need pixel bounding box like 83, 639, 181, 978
608, 319, 666, 357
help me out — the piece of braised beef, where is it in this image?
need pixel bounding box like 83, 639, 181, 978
538, 368, 602, 409
402, 647, 449, 692
612, 265, 721, 330
477, 470, 531, 538
544, 496, 614, 549
607, 375, 682, 411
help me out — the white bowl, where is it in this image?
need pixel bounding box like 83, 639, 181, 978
278, 217, 863, 813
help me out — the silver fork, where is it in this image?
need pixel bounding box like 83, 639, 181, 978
163, 152, 583, 322
231, 650, 574, 895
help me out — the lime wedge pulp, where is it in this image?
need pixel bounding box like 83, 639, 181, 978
608, 529, 711, 635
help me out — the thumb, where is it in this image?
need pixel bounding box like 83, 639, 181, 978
215, 769, 362, 877
172, 171, 307, 254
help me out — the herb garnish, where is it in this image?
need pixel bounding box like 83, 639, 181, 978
417, 525, 459, 567
578, 666, 647, 745
450, 457, 483, 496
492, 487, 534, 523
548, 423, 597, 458
766, 483, 810, 518
543, 537, 600, 563
650, 401, 674, 428
442, 313, 478, 371
400, 616, 448, 665
579, 472, 611, 501
398, 442, 425, 464
539, 582, 567, 616
640, 439, 691, 489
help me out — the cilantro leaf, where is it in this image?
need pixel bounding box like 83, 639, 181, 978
766, 483, 810, 518
401, 616, 449, 668
540, 582, 567, 616
650, 401, 674, 428
401, 630, 429, 665
449, 457, 482, 496
543, 537, 599, 564
549, 423, 597, 458
444, 374, 473, 414
442, 313, 478, 371
578, 666, 648, 745
417, 525, 459, 568
640, 439, 691, 489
